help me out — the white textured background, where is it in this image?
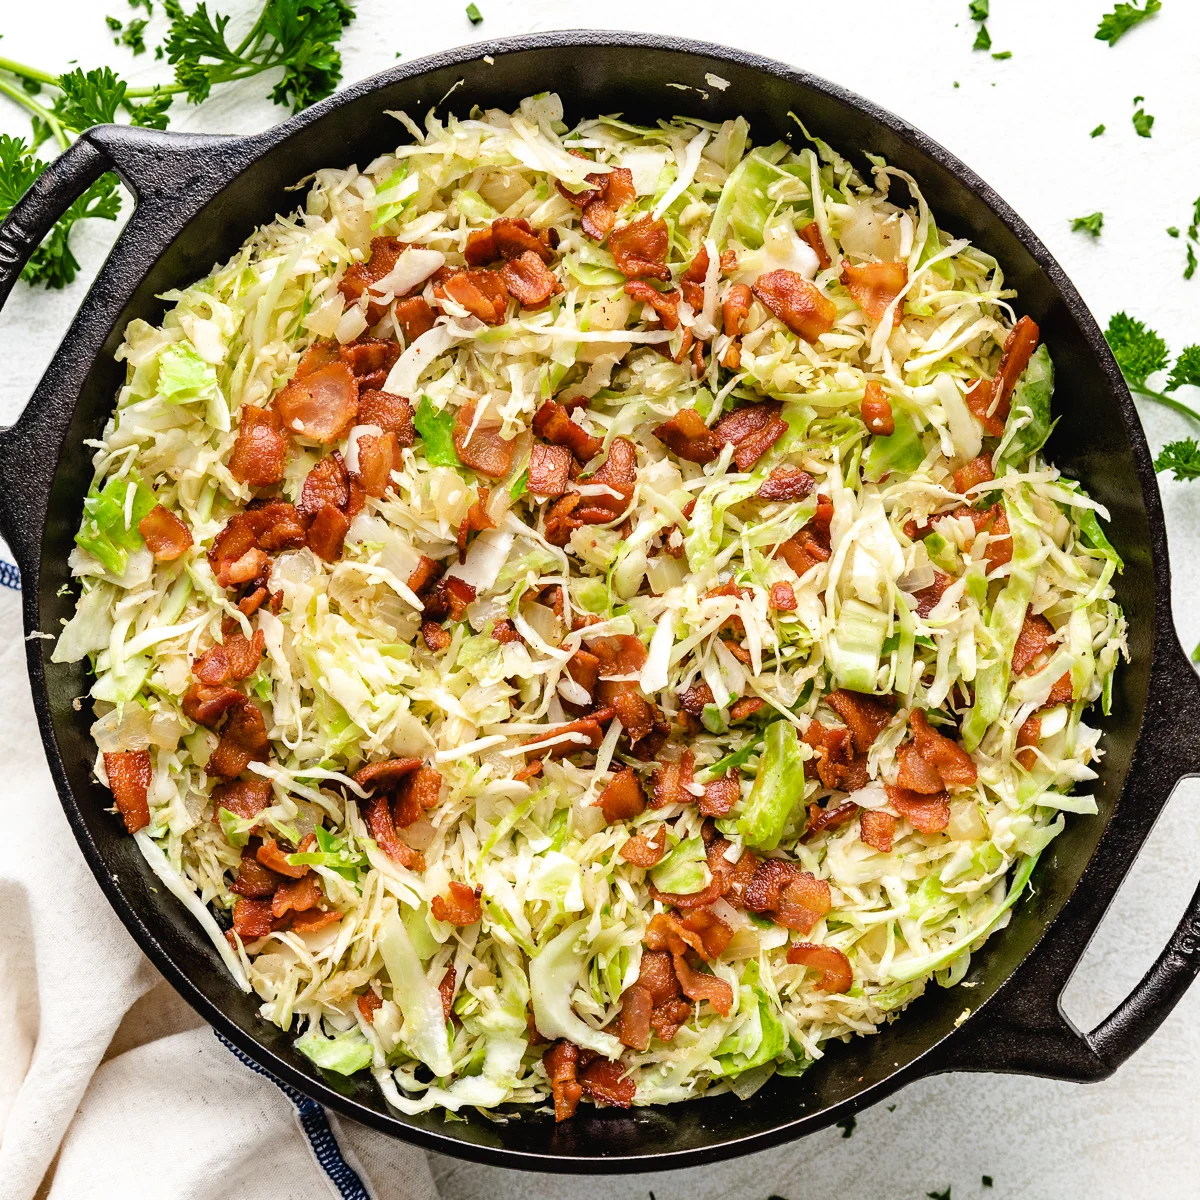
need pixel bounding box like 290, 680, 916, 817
2, 2, 1199, 1197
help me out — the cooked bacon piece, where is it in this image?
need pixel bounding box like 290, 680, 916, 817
292, 909, 343, 933
452, 402, 515, 478
1016, 713, 1041, 770
886, 783, 950, 833
826, 690, 893, 755
544, 1040, 583, 1123
953, 453, 995, 496
714, 400, 787, 472
619, 823, 667, 867
983, 506, 1012, 571
406, 555, 443, 596
677, 681, 715, 716
757, 465, 815, 502
566, 648, 600, 700
608, 214, 671, 281
522, 712, 609, 759
230, 847, 283, 898
193, 629, 264, 687
698, 773, 740, 817
993, 315, 1040, 409
215, 545, 270, 590
912, 570, 952, 618
501, 250, 561, 308
272, 873, 323, 919
681, 908, 734, 960
338, 236, 405, 323
617, 984, 654, 1051
638, 948, 682, 1008
248, 499, 307, 551
805, 800, 858, 837
354, 431, 402, 498
420, 621, 450, 656
671, 947, 734, 1016
860, 808, 895, 852
730, 696, 765, 722
206, 698, 269, 778
612, 689, 656, 746
394, 296, 436, 344
840, 259, 908, 324
653, 407, 721, 464
532, 400, 603, 463
514, 759, 543, 784
776, 530, 824, 573
357, 990, 382, 1023
579, 436, 637, 520
213, 777, 273, 823
786, 942, 853, 992
232, 897, 275, 942
625, 279, 682, 330
456, 486, 494, 562
965, 377, 1006, 438
464, 227, 498, 266
438, 966, 457, 1023
752, 269, 837, 342
650, 751, 695, 809
592, 634, 648, 710
598, 767, 647, 824
297, 451, 350, 520
137, 504, 193, 562
561, 161, 636, 242
680, 246, 711, 310
896, 741, 944, 794
274, 361, 358, 444
1012, 609, 1056, 674
798, 221, 832, 270
440, 269, 509, 324
423, 574, 477, 622
580, 1058, 636, 1109
307, 505, 350, 562
431, 881, 482, 926
340, 337, 401, 390
910, 710, 977, 788
238, 587, 269, 618
257, 836, 310, 879
353, 756, 422, 795
528, 443, 573, 497
360, 793, 424, 870
768, 582, 797, 613
803, 720, 870, 794
357, 390, 415, 445
651, 836, 757, 910
722, 281, 752, 337
491, 618, 521, 645
861, 380, 894, 436
182, 682, 245, 727
1046, 671, 1073, 706
395, 765, 444, 813
295, 340, 340, 377
104, 750, 151, 834
743, 859, 831, 933
491, 217, 555, 264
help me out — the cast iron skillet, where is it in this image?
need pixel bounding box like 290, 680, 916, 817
2, 30, 1200, 1174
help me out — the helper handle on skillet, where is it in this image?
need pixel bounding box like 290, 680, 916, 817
932, 628, 1200, 1082
0, 125, 241, 570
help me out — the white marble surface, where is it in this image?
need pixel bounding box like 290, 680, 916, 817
2, 2, 1199, 1197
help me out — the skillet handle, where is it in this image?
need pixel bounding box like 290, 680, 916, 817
931, 630, 1200, 1082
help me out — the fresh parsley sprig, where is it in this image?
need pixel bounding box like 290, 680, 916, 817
1071, 212, 1104, 237
1096, 0, 1162, 46
1154, 438, 1200, 481
1105, 312, 1200, 425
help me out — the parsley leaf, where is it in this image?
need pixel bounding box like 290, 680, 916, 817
1187, 243, 1198, 281
1167, 346, 1200, 391
968, 0, 988, 17
973, 23, 992, 50
1105, 312, 1169, 386
1090, 123, 1106, 137
466, 2, 483, 23
1168, 225, 1180, 237
1096, 0, 1162, 46
1132, 97, 1154, 137
1071, 211, 1104, 236
1155, 438, 1200, 481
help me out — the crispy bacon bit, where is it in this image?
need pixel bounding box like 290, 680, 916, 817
424, 574, 476, 622
213, 777, 273, 823
491, 618, 521, 644
1016, 713, 1041, 770
396, 766, 443, 814
619, 823, 667, 867
431, 881, 482, 926
440, 269, 509, 324
544, 1040, 583, 1122
501, 249, 561, 309
257, 836, 310, 879
651, 750, 695, 809
585, 437, 637, 519
752, 269, 837, 342
352, 757, 421, 795
528, 443, 573, 497
677, 681, 715, 717
340, 337, 401, 390
464, 227, 498, 266
452, 402, 515, 479
230, 847, 283, 898
966, 377, 1006, 438
671, 946, 734, 1016
805, 800, 858, 837
617, 983, 654, 1051
438, 966, 457, 1022
1047, 671, 1073, 706
840, 259, 908, 325
714, 400, 788, 471
394, 295, 437, 344
983, 506, 1012, 571
612, 690, 658, 748
137, 504, 193, 562
993, 315, 1040, 409
910, 710, 978, 788
514, 759, 543, 783
625, 279, 682, 330
239, 587, 269, 618
357, 990, 382, 1023
912, 570, 952, 618
653, 407, 721, 464
860, 808, 895, 852
722, 281, 752, 338
353, 431, 402, 498
786, 942, 853, 992
456, 486, 494, 562
272, 873, 323, 919
608, 214, 671, 280
307, 505, 350, 563
492, 217, 555, 264
730, 696, 765, 722
598, 767, 647, 824
768, 581, 797, 613
357, 390, 414, 445
532, 400, 603, 463
803, 719, 870, 793
216, 545, 270, 589
698, 773, 740, 817
953, 453, 995, 496
886, 783, 950, 833
681, 908, 734, 960
744, 859, 832, 933
232, 897, 275, 941
297, 451, 350, 520
274, 361, 358, 444
292, 908, 342, 933
861, 380, 895, 436
1012, 609, 1056, 674
562, 162, 636, 243
194, 629, 265, 686
826, 690, 893, 755
338, 236, 405, 323
522, 709, 612, 759
406, 555, 443, 596
757, 465, 815, 502
104, 750, 151, 834
421, 622, 451, 655
896, 740, 944, 795
680, 246, 710, 310
566, 648, 600, 700
182, 682, 245, 727
798, 221, 832, 270
360, 793, 424, 871
206, 698, 269, 779
580, 1058, 636, 1109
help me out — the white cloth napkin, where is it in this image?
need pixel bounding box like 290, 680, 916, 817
0, 561, 439, 1200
